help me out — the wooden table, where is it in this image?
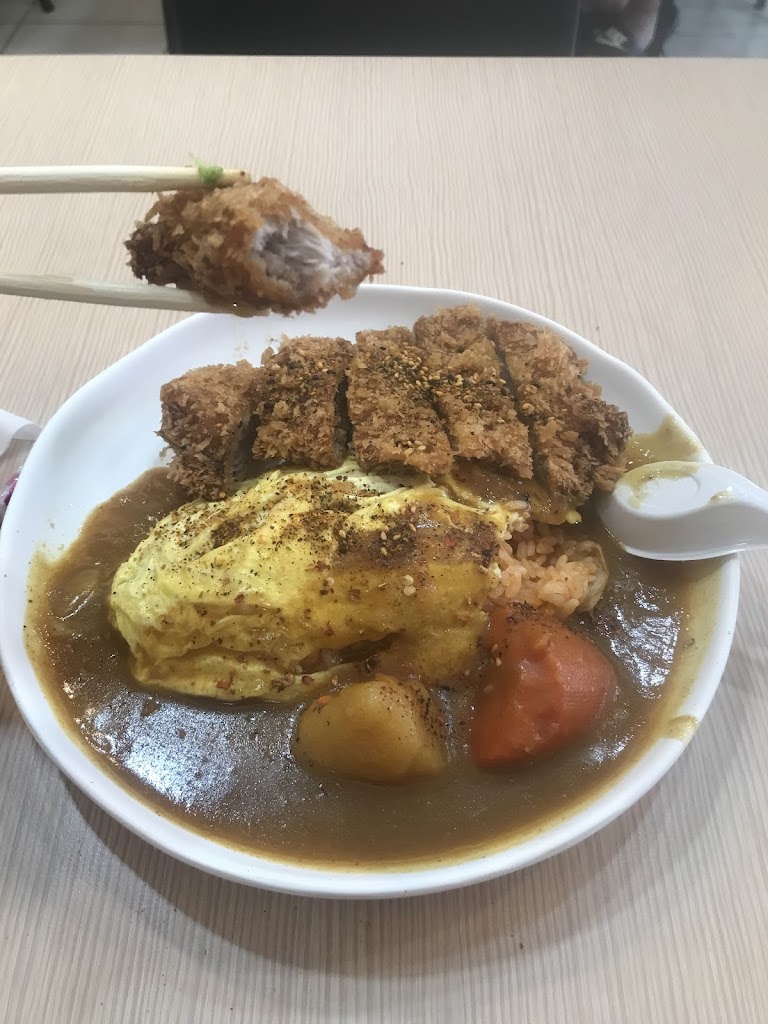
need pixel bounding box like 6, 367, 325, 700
1, 56, 766, 1023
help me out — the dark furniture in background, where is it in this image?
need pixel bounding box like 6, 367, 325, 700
162, 0, 580, 56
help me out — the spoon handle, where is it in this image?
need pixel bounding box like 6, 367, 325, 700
713, 465, 768, 515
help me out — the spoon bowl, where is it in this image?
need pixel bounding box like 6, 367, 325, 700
598, 461, 768, 560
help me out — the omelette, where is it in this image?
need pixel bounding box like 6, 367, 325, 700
109, 460, 516, 702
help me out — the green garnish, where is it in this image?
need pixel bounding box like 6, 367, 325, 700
195, 161, 225, 186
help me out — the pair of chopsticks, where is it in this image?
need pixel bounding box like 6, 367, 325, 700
0, 165, 252, 314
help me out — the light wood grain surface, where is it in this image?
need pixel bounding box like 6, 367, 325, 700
1, 56, 767, 1024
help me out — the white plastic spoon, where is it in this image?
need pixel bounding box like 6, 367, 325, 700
597, 460, 768, 561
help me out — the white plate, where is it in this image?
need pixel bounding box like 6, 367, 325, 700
0, 285, 739, 898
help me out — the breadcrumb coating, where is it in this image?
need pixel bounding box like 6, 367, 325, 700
252, 335, 352, 468
159, 360, 262, 499
412, 305, 533, 478
126, 177, 384, 314
158, 309, 631, 505
488, 318, 630, 502
346, 327, 454, 476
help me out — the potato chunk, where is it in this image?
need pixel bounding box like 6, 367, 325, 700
293, 677, 447, 784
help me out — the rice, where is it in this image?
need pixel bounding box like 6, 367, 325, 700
500, 498, 531, 539
490, 521, 604, 619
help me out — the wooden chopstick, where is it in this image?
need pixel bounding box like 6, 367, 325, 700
0, 164, 250, 194
0, 274, 266, 316
0, 164, 258, 314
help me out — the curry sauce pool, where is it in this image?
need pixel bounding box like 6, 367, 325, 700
25, 453, 721, 869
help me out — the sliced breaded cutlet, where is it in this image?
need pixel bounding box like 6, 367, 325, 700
347, 327, 453, 475
488, 318, 631, 502
251, 335, 351, 468
412, 306, 533, 479
159, 360, 261, 500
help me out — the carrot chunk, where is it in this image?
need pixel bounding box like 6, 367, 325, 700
470, 609, 616, 768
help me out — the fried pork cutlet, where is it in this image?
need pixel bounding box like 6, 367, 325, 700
347, 328, 453, 476
488, 319, 630, 502
159, 361, 261, 500
126, 177, 384, 315
252, 336, 352, 469
412, 306, 533, 478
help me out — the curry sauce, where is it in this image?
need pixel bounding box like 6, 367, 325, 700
25, 421, 721, 868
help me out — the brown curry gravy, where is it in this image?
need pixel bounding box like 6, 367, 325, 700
25, 418, 721, 869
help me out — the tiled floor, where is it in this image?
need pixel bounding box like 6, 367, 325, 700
0, 0, 766, 54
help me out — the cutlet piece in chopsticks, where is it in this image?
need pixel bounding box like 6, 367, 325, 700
488, 319, 631, 502
159, 361, 261, 500
252, 336, 352, 468
126, 177, 384, 315
347, 328, 453, 476
412, 305, 533, 478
